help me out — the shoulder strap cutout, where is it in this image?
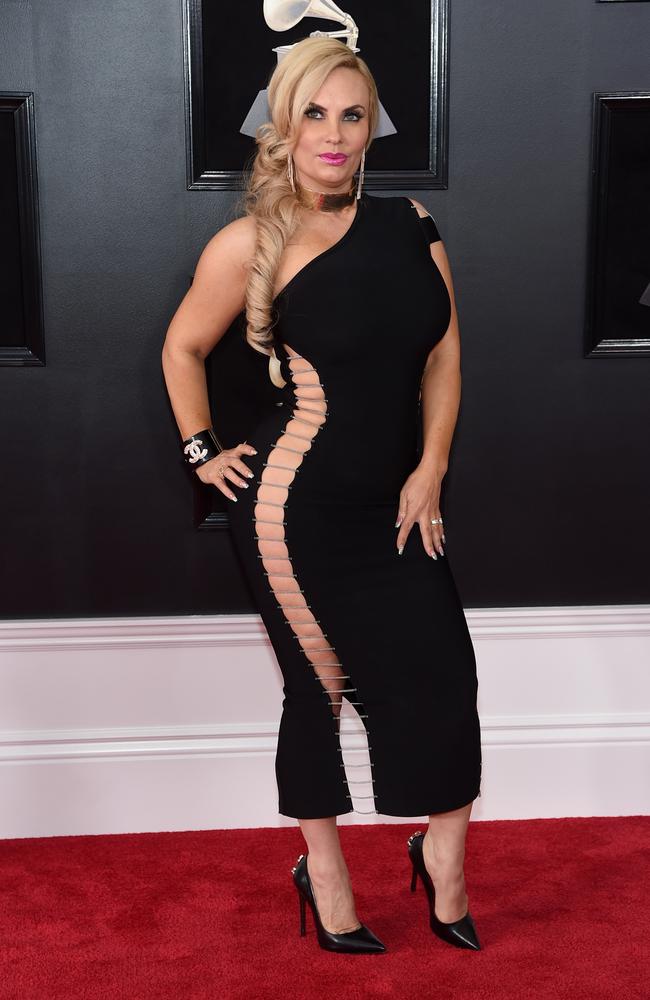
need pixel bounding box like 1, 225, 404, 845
418, 212, 442, 245
406, 200, 442, 245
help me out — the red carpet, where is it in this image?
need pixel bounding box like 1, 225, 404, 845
0, 816, 647, 1000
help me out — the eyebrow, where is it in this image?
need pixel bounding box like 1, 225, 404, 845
306, 102, 366, 112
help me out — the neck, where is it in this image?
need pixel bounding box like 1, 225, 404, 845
298, 182, 358, 213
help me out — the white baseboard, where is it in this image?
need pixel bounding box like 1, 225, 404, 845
1, 606, 648, 838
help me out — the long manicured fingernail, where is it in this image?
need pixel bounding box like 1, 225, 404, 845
230, 495, 238, 502
398, 545, 404, 555
395, 519, 402, 528
430, 551, 438, 560
439, 545, 444, 556
442, 534, 446, 543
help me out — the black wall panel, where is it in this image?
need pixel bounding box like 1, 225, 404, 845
1, 0, 648, 618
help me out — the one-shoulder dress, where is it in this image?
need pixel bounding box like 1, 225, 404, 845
226, 192, 482, 818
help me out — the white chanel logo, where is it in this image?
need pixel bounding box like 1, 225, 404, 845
184, 438, 208, 463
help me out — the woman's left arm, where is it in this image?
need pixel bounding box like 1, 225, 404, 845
420, 240, 461, 479
394, 225, 461, 560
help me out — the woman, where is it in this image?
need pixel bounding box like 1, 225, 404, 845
161, 37, 482, 954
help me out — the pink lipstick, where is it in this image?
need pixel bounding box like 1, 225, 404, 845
319, 153, 348, 165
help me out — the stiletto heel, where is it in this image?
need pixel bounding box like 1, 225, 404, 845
298, 882, 307, 936
290, 852, 387, 954
406, 831, 481, 950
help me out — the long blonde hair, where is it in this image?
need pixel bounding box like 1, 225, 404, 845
238, 36, 379, 362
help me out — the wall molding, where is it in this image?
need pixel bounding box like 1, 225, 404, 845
1, 604, 649, 653
1, 711, 648, 764
1, 606, 648, 836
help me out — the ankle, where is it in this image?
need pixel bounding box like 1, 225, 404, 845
306, 853, 348, 881
423, 833, 464, 879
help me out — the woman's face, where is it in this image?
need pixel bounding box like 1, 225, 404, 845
291, 67, 370, 195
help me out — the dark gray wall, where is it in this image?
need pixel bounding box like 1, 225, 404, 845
1, 0, 649, 618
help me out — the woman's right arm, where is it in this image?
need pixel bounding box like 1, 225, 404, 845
161, 216, 259, 500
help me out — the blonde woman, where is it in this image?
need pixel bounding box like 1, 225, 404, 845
162, 37, 482, 954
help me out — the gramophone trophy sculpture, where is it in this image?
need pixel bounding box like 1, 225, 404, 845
239, 0, 397, 139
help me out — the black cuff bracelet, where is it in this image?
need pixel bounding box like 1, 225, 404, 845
182, 427, 224, 468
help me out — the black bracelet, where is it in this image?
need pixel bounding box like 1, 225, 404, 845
182, 427, 224, 469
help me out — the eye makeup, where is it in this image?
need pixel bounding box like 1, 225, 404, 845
305, 102, 366, 121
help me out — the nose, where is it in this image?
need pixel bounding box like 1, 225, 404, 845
325, 118, 343, 143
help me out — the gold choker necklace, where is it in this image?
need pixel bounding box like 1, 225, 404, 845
298, 185, 357, 212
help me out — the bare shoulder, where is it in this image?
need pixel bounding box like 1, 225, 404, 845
162, 215, 260, 361
195, 214, 257, 282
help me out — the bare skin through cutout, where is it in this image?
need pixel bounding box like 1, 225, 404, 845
254, 344, 348, 721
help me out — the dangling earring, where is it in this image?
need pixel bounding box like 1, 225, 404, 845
356, 147, 366, 200
287, 152, 296, 193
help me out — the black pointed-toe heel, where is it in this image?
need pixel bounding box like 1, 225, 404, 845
406, 831, 481, 950
290, 852, 387, 954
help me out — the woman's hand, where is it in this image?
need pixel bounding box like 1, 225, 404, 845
395, 463, 447, 559
194, 441, 258, 501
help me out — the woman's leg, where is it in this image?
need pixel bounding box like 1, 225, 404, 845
422, 801, 473, 922
298, 817, 362, 934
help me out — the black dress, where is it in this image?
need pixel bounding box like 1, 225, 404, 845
227, 192, 482, 819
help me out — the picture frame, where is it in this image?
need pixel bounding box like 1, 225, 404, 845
0, 93, 45, 366
182, 0, 450, 191
585, 92, 650, 357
